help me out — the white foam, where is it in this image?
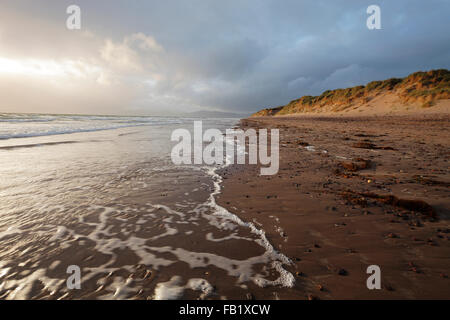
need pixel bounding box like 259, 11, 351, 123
1, 268, 65, 299
0, 227, 22, 240
205, 232, 252, 242
98, 276, 136, 300
186, 278, 214, 299
153, 275, 214, 300
202, 165, 295, 288
49, 226, 68, 242
153, 276, 185, 300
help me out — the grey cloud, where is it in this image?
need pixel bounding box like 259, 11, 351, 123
0, 0, 449, 114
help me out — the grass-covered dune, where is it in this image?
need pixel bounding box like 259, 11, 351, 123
253, 69, 450, 116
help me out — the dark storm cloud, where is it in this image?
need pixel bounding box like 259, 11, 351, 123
1, 0, 449, 114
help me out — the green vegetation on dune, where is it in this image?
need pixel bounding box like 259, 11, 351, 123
252, 69, 450, 116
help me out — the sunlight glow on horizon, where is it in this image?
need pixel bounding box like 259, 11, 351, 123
0, 56, 102, 79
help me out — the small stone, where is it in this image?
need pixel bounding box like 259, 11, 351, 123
386, 232, 398, 238
410, 267, 421, 273
144, 270, 152, 279
338, 268, 348, 276
383, 284, 394, 291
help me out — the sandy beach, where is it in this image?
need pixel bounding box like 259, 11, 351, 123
217, 113, 450, 299
1, 1, 450, 306
0, 115, 301, 300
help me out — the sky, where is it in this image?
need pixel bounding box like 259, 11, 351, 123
0, 0, 449, 116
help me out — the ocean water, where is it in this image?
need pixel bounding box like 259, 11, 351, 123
0, 113, 294, 300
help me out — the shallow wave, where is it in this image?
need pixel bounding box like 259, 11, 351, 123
0, 124, 148, 140
0, 113, 187, 140
203, 164, 295, 288
0, 116, 295, 299
0, 141, 79, 150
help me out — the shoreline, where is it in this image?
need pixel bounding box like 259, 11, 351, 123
216, 113, 450, 299
0, 119, 301, 300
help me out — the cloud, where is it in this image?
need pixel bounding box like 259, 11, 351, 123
126, 33, 164, 53
313, 64, 374, 91
100, 33, 164, 72
0, 0, 449, 115
100, 39, 142, 72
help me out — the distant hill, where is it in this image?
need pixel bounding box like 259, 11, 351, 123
252, 69, 450, 116
184, 110, 250, 118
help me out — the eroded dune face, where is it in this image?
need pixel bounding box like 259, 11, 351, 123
253, 69, 450, 117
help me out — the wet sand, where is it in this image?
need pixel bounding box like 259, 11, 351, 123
216, 114, 450, 299
0, 120, 299, 300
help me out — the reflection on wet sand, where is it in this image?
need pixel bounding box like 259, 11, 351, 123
0, 116, 296, 300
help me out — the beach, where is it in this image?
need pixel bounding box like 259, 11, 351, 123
0, 113, 449, 300
1, 0, 449, 306
217, 114, 450, 299
0, 114, 301, 300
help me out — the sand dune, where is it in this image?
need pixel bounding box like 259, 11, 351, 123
253, 69, 450, 117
